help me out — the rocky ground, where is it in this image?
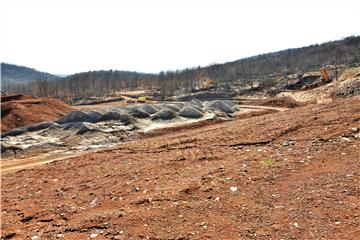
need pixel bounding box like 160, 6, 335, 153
278, 66, 360, 104
1, 96, 359, 240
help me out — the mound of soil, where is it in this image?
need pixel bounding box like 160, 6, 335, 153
285, 74, 323, 90
333, 78, 360, 97
1, 95, 73, 133
140, 104, 159, 114
162, 104, 181, 112
179, 106, 204, 118
190, 99, 204, 108
206, 100, 235, 113
151, 109, 177, 120
257, 97, 301, 108
56, 110, 103, 124
127, 107, 150, 118
100, 111, 133, 124
1, 94, 34, 102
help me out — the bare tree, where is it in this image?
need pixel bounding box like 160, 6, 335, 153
35, 77, 49, 97
158, 71, 166, 100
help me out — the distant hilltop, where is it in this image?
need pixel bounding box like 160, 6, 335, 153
1, 63, 60, 83
1, 36, 359, 100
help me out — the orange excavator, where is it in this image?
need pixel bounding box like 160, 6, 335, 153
199, 79, 216, 91
321, 66, 330, 82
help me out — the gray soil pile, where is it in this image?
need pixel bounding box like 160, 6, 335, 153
151, 109, 177, 120
1, 99, 240, 157
179, 106, 204, 118
205, 100, 235, 113
333, 79, 360, 97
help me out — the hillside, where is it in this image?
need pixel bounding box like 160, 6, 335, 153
1, 63, 60, 84
3, 36, 360, 100
207, 36, 360, 79
39, 36, 360, 99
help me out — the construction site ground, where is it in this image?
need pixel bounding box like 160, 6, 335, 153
1, 96, 360, 239
0, 95, 73, 134
0, 104, 279, 174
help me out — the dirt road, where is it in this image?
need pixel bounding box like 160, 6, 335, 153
1, 96, 360, 239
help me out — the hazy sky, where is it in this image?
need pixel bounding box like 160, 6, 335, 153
1, 0, 359, 74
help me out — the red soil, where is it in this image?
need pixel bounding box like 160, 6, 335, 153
1, 96, 359, 239
1, 94, 73, 133
255, 97, 303, 108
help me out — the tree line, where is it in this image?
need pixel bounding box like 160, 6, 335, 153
2, 36, 360, 101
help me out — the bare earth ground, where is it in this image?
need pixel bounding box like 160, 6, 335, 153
0, 95, 73, 133
0, 107, 279, 173
1, 96, 360, 240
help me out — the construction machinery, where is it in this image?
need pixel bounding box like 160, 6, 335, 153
321, 66, 330, 82
137, 96, 146, 103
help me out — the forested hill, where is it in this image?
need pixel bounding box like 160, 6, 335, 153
56, 70, 155, 96
203, 35, 360, 80
59, 35, 360, 92
1, 63, 60, 83
3, 36, 360, 99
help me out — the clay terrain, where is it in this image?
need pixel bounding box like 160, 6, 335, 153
1, 95, 360, 239
0, 94, 73, 133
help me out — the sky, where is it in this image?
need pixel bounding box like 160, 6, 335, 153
1, 0, 359, 75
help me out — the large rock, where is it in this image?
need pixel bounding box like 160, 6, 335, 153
206, 100, 235, 113
179, 106, 204, 119
151, 109, 177, 120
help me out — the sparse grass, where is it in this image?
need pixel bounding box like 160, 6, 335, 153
260, 159, 277, 168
